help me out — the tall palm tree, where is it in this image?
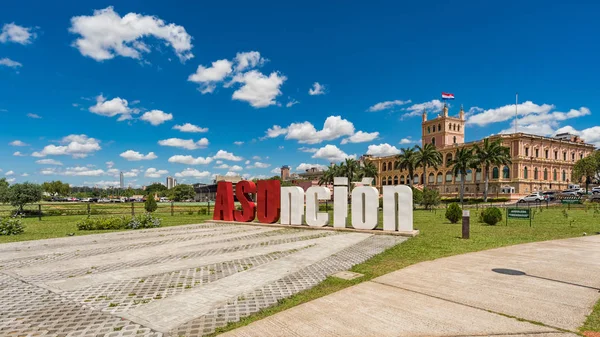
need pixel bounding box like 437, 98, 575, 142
395, 147, 419, 188
415, 143, 443, 187
340, 158, 360, 190
318, 164, 337, 186
357, 160, 378, 185
450, 147, 477, 204
473, 138, 512, 202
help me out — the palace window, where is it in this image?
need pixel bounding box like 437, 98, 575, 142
543, 168, 548, 180
458, 125, 461, 132
553, 169, 557, 181
492, 167, 499, 179
453, 136, 456, 144
427, 126, 431, 134
535, 148, 539, 157
382, 178, 386, 186
525, 148, 529, 156
545, 149, 549, 159
428, 173, 435, 183
562, 170, 567, 181
432, 125, 436, 132
413, 175, 420, 185
437, 172, 443, 183
534, 167, 538, 180
438, 123, 441, 131
572, 153, 575, 161
455, 172, 461, 182
446, 153, 453, 165
465, 169, 473, 181
388, 161, 393, 170
445, 172, 453, 182
394, 176, 398, 185
432, 137, 436, 146
554, 151, 558, 160
580, 153, 583, 160
387, 177, 392, 185
400, 176, 405, 184
475, 168, 482, 181
524, 167, 528, 179
382, 162, 386, 171
502, 166, 510, 179
563, 152, 567, 161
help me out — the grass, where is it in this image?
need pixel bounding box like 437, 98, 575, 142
1, 203, 600, 332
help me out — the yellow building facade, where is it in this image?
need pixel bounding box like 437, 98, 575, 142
365, 105, 596, 198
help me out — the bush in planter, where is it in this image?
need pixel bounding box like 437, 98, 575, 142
0, 217, 24, 235
481, 207, 503, 226
445, 203, 462, 224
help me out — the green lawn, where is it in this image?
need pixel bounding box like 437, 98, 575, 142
1, 204, 599, 333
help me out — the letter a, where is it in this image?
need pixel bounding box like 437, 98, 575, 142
213, 181, 234, 221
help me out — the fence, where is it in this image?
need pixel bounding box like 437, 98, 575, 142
0, 202, 214, 220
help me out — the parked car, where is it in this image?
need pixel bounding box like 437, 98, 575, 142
542, 191, 557, 201
560, 189, 578, 196
159, 197, 170, 203
518, 193, 543, 203
80, 198, 92, 202
98, 198, 110, 203
592, 187, 600, 195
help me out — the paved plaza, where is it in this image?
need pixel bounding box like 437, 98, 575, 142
0, 223, 406, 336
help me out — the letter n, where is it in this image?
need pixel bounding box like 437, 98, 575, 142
382, 185, 413, 232
213, 181, 234, 221
257, 179, 280, 223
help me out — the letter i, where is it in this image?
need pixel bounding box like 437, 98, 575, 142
333, 177, 348, 228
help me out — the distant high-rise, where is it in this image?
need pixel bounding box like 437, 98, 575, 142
119, 172, 124, 189
173, 179, 178, 188
281, 165, 290, 181
166, 176, 175, 189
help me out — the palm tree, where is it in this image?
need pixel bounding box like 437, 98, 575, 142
357, 160, 378, 185
415, 143, 443, 187
318, 165, 337, 186
450, 147, 477, 204
339, 158, 360, 191
473, 138, 512, 202
394, 147, 419, 188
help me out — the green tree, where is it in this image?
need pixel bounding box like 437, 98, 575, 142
395, 147, 419, 188
144, 193, 158, 213
42, 180, 70, 196
422, 188, 441, 210
339, 158, 360, 191
573, 151, 600, 193
146, 183, 168, 195
445, 202, 462, 224
473, 138, 512, 202
0, 178, 9, 204
357, 161, 378, 184
8, 182, 43, 212
170, 184, 196, 202
318, 165, 337, 186
450, 147, 477, 204
415, 143, 442, 187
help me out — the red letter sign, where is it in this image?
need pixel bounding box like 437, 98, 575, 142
213, 181, 234, 221
256, 180, 281, 223
234, 180, 256, 222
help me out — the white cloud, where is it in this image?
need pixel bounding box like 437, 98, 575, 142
214, 163, 230, 169
158, 138, 209, 150
168, 155, 213, 165
308, 82, 325, 96
27, 113, 42, 119
32, 134, 101, 158
265, 125, 288, 138
298, 147, 318, 153
278, 146, 284, 150
140, 110, 173, 126
403, 99, 444, 118
21, 173, 29, 177
270, 167, 280, 174
0, 23, 36, 45
312, 145, 356, 162
229, 165, 243, 172
45, 166, 106, 177
252, 156, 262, 161
9, 140, 28, 146
234, 51, 266, 72
188, 59, 233, 94
366, 143, 401, 157
145, 167, 168, 178
5, 170, 15, 176
36, 159, 63, 165
215, 160, 223, 164
173, 123, 208, 133
175, 168, 211, 178
268, 116, 355, 144
247, 162, 270, 169
296, 163, 327, 171
69, 6, 193, 62
0, 58, 22, 68
83, 180, 120, 188
554, 125, 600, 147
6, 178, 15, 183
231, 70, 286, 108
367, 100, 411, 112
213, 150, 242, 161
399, 138, 414, 144
122, 169, 141, 178
89, 94, 135, 121
13, 151, 26, 157
234, 141, 244, 146
105, 161, 114, 168
224, 171, 239, 177
467, 101, 554, 126
119, 150, 157, 161
341, 131, 379, 144
286, 98, 299, 108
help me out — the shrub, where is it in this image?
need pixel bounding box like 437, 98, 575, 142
145, 194, 157, 213
197, 207, 209, 215
412, 187, 423, 206
481, 207, 503, 226
445, 203, 462, 224
422, 188, 440, 210
126, 213, 161, 229
77, 214, 162, 231
0, 217, 25, 236
319, 203, 332, 212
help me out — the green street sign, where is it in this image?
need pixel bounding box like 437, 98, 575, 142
560, 198, 581, 204
507, 208, 530, 219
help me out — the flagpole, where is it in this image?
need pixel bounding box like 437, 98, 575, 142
515, 92, 518, 134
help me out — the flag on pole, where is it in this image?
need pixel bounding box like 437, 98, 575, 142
441, 92, 455, 100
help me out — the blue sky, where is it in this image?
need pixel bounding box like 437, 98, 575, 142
1, 1, 599, 188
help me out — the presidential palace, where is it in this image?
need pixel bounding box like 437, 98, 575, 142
364, 105, 596, 197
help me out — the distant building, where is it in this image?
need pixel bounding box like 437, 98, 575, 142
166, 176, 175, 189
298, 167, 325, 181
119, 172, 124, 189
281, 165, 290, 180
194, 175, 244, 202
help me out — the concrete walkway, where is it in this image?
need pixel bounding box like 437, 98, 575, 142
221, 235, 600, 337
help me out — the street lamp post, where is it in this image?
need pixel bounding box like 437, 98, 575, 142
530, 156, 534, 193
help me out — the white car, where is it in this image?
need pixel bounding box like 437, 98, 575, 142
518, 193, 543, 203
592, 187, 600, 194
561, 190, 578, 196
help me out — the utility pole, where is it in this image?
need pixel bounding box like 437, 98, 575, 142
515, 92, 518, 134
